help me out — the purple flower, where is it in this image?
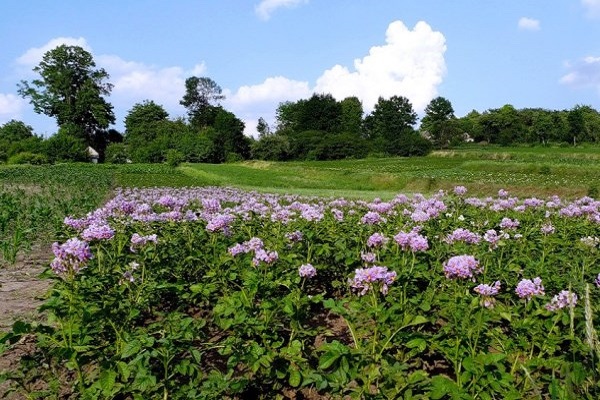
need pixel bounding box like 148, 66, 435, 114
285, 230, 304, 243
443, 255, 481, 280
206, 213, 235, 234
130, 233, 158, 252
299, 263, 317, 278
361, 251, 377, 264
252, 249, 278, 266
50, 238, 93, 275
361, 211, 383, 225
454, 186, 467, 196
367, 233, 388, 248
483, 229, 508, 249
245, 237, 264, 251
394, 229, 429, 252
499, 217, 520, 230
498, 189, 509, 198
474, 281, 501, 308
545, 290, 577, 311
445, 228, 481, 245
540, 223, 555, 235
515, 277, 545, 300
81, 223, 115, 241
228, 243, 247, 257
595, 273, 600, 288
350, 266, 397, 296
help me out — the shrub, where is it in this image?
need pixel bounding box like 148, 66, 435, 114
105, 143, 130, 164
166, 149, 185, 167
7, 152, 48, 165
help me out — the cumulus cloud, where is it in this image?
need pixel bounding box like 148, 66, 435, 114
315, 20, 446, 113
518, 17, 541, 31
16, 37, 90, 68
225, 76, 311, 136
582, 0, 600, 18
560, 56, 600, 93
255, 0, 308, 20
0, 93, 25, 123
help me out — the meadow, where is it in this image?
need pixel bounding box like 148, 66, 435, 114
1, 146, 600, 399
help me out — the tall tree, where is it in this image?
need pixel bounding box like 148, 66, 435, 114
366, 95, 417, 142
340, 96, 363, 135
256, 117, 272, 137
420, 96, 459, 148
180, 76, 225, 128
17, 45, 115, 148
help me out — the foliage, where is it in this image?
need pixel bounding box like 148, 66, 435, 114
421, 96, 461, 148
105, 143, 130, 164
17, 45, 115, 149
6, 152, 48, 165
180, 76, 225, 128
251, 134, 291, 161
165, 149, 185, 167
3, 185, 600, 398
44, 126, 90, 162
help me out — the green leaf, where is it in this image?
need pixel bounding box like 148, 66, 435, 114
319, 351, 340, 370
289, 368, 302, 387
121, 339, 141, 358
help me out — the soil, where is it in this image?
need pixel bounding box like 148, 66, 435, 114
0, 245, 53, 399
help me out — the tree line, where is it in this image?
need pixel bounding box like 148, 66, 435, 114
2, 44, 600, 165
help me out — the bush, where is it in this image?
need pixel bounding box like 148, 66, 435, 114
166, 149, 185, 167
105, 143, 130, 164
7, 152, 49, 165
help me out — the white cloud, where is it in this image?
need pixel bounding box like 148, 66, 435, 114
16, 37, 90, 68
255, 0, 308, 20
560, 56, 600, 93
518, 17, 541, 31
226, 76, 311, 136
0, 93, 25, 123
315, 20, 446, 113
582, 0, 600, 18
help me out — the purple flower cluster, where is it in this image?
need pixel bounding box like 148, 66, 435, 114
540, 223, 555, 235
252, 249, 279, 266
545, 290, 578, 311
130, 233, 158, 253
361, 251, 377, 264
360, 211, 383, 225
367, 232, 388, 248
515, 277, 545, 300
443, 255, 481, 280
595, 273, 600, 288
206, 213, 235, 235
350, 266, 397, 296
299, 263, 317, 278
228, 237, 278, 266
50, 238, 93, 275
499, 217, 520, 230
393, 228, 429, 252
285, 230, 304, 243
445, 228, 481, 245
474, 281, 501, 308
453, 186, 467, 196
81, 223, 115, 241
483, 229, 508, 249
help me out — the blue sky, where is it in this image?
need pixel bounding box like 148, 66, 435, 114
1, 0, 599, 137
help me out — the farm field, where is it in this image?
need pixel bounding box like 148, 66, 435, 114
0, 146, 600, 399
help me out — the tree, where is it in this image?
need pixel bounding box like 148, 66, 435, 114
0, 120, 34, 143
340, 96, 363, 135
365, 96, 419, 154
180, 76, 225, 128
17, 45, 115, 148
296, 93, 342, 133
421, 96, 460, 148
124, 100, 169, 134
256, 117, 271, 137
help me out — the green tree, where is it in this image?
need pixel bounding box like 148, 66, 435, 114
17, 45, 115, 149
421, 96, 460, 148
340, 96, 363, 135
365, 96, 419, 155
180, 76, 224, 128
296, 93, 343, 133
0, 120, 34, 143
567, 105, 587, 145
256, 117, 271, 137
124, 100, 169, 134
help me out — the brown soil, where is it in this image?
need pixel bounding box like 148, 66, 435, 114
0, 245, 53, 399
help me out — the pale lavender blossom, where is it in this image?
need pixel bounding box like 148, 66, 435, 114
443, 255, 481, 280
81, 223, 115, 241
331, 209, 344, 221
228, 243, 247, 257
50, 238, 93, 275
285, 231, 304, 243
361, 251, 377, 264
299, 263, 317, 278
541, 223, 555, 235
498, 189, 509, 198
130, 233, 158, 252
580, 236, 599, 248
367, 233, 388, 248
394, 229, 429, 252
545, 290, 578, 311
453, 186, 467, 196
445, 228, 482, 245
252, 249, 278, 266
483, 229, 508, 249
595, 273, 600, 288
361, 211, 383, 225
206, 213, 235, 234
474, 281, 501, 308
499, 217, 520, 230
350, 266, 397, 296
515, 277, 545, 300
245, 237, 264, 251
